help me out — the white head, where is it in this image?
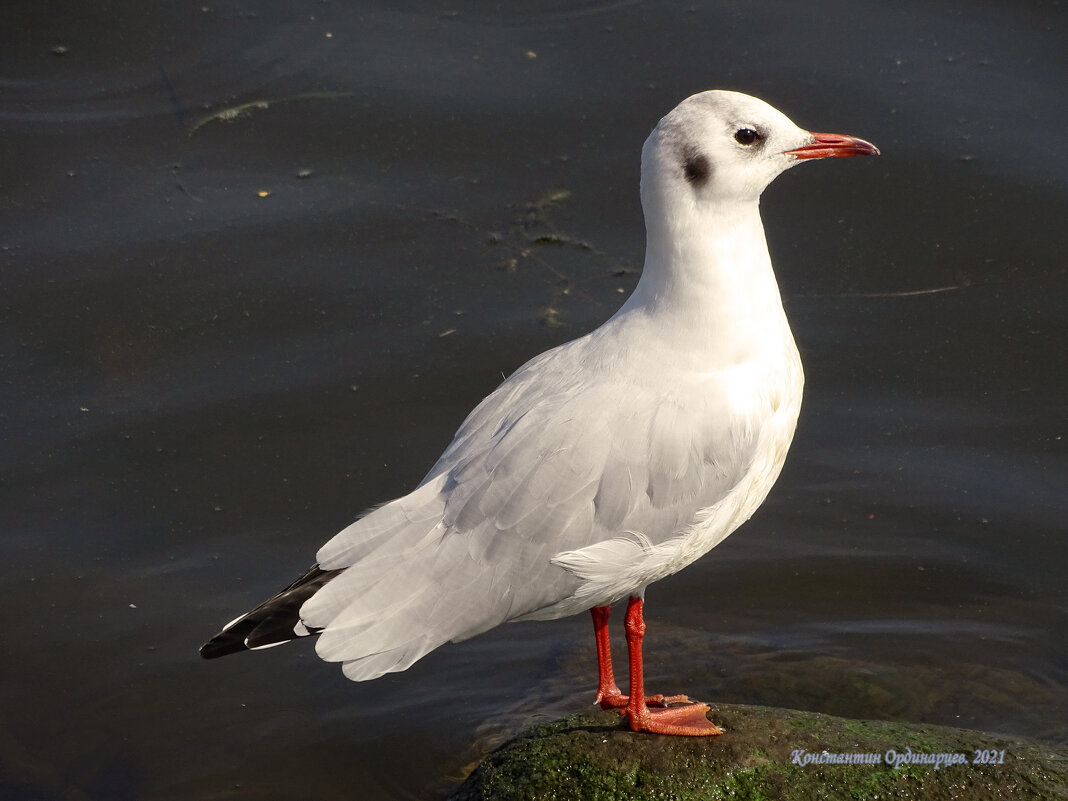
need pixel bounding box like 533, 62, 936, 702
640, 90, 879, 238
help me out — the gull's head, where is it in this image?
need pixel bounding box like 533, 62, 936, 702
640, 90, 879, 230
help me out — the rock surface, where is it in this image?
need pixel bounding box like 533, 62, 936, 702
448, 704, 1067, 800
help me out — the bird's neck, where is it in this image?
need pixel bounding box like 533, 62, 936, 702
621, 200, 792, 352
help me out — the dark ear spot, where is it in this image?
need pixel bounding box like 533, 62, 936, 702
683, 152, 711, 186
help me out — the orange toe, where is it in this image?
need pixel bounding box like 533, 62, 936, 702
647, 693, 692, 707
599, 692, 693, 710
624, 702, 724, 736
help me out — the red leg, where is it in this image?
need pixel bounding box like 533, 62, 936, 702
621, 595, 723, 736
591, 605, 625, 707
590, 606, 691, 710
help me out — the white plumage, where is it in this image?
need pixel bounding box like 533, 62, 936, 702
202, 90, 878, 708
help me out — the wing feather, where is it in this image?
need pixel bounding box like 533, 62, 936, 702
293, 334, 773, 679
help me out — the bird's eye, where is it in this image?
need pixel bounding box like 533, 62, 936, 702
734, 127, 761, 146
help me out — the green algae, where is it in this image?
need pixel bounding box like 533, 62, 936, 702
449, 704, 1067, 801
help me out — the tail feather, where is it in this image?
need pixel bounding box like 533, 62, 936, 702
200, 492, 449, 666
305, 534, 509, 680
199, 565, 341, 659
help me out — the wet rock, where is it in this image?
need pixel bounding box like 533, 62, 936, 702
449, 703, 1067, 800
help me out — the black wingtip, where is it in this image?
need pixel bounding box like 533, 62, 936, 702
199, 565, 342, 660
199, 615, 261, 659
199, 637, 246, 660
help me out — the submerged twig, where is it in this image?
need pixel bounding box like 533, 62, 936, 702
188, 91, 353, 136
797, 268, 1062, 300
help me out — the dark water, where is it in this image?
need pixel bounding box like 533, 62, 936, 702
2, 1, 1065, 799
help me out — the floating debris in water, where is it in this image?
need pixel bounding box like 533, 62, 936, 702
188, 92, 353, 136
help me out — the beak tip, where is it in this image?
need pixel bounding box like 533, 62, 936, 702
787, 132, 881, 160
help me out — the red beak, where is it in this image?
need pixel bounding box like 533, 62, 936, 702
785, 132, 880, 160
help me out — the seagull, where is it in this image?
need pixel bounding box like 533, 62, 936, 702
201, 90, 879, 736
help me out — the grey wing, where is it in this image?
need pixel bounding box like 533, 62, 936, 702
300, 346, 758, 680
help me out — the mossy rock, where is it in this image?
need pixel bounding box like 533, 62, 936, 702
449, 704, 1067, 800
